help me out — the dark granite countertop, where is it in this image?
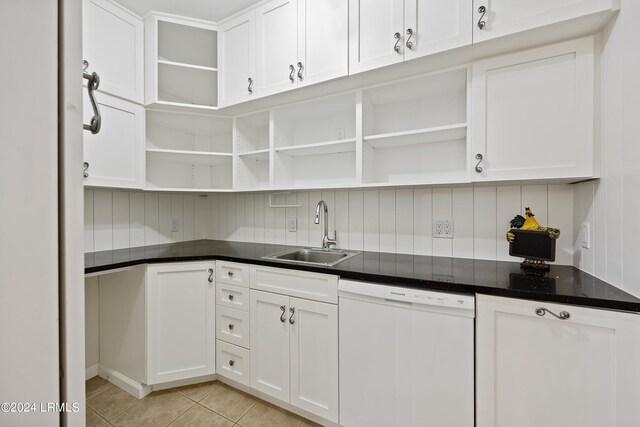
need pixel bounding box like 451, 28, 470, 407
85, 239, 640, 313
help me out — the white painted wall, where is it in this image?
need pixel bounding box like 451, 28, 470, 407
0, 1, 60, 425
85, 184, 574, 265
573, 0, 640, 298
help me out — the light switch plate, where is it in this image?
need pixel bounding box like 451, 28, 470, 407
171, 219, 179, 232
287, 217, 297, 232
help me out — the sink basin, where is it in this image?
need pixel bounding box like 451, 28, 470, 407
262, 248, 360, 267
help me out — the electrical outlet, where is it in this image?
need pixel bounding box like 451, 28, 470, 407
171, 219, 179, 232
434, 220, 454, 239
336, 127, 345, 140
287, 217, 297, 232
582, 223, 591, 249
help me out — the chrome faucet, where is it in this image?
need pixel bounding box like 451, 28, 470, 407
314, 200, 337, 250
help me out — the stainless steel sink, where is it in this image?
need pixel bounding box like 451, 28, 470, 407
262, 248, 360, 267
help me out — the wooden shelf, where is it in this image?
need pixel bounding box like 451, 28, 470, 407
276, 138, 356, 157
364, 123, 467, 148
158, 59, 218, 72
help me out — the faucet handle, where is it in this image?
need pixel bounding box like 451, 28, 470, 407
327, 231, 338, 249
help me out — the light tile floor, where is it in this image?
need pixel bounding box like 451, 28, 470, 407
86, 377, 321, 427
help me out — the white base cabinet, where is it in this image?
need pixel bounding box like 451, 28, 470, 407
477, 294, 640, 427
146, 262, 216, 385
250, 266, 339, 423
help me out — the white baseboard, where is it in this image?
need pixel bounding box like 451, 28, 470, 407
98, 365, 152, 399
85, 364, 99, 380
149, 374, 218, 392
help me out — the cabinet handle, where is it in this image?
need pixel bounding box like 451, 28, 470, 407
535, 307, 570, 320
82, 60, 102, 134
228, 294, 234, 301
208, 268, 214, 283
477, 6, 487, 29
289, 64, 295, 83
475, 154, 483, 173
83, 161, 89, 178
289, 307, 295, 325
393, 32, 402, 53
229, 359, 235, 367
297, 62, 304, 81
228, 323, 234, 330
405, 28, 414, 49
248, 77, 253, 94
280, 305, 286, 322
227, 271, 234, 277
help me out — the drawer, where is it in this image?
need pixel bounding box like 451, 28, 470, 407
216, 306, 250, 348
250, 265, 338, 304
216, 283, 250, 312
216, 261, 249, 287
216, 340, 250, 387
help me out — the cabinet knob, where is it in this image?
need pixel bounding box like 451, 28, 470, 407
289, 64, 295, 83
229, 359, 235, 367
477, 6, 487, 29
83, 161, 90, 178
393, 32, 402, 54
228, 323, 234, 330
208, 268, 214, 283
405, 28, 414, 49
228, 294, 234, 301
535, 307, 570, 320
227, 271, 234, 277
475, 154, 484, 173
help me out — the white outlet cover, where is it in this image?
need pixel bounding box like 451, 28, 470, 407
434, 220, 454, 239
287, 217, 297, 232
171, 219, 179, 232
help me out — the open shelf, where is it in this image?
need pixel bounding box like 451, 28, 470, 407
238, 149, 269, 159
146, 110, 232, 153
158, 63, 217, 108
157, 59, 217, 72
275, 138, 356, 157
157, 20, 217, 69
364, 124, 467, 148
146, 151, 232, 190
146, 149, 232, 165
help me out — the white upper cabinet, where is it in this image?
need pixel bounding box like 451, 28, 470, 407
255, 0, 299, 97
252, 0, 349, 99
83, 92, 145, 188
83, 0, 144, 103
297, 0, 349, 87
350, 0, 471, 74
349, 0, 404, 74
471, 37, 595, 182
473, 0, 619, 43
477, 294, 640, 427
218, 11, 256, 108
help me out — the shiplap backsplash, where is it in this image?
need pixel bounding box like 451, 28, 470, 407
85, 184, 574, 264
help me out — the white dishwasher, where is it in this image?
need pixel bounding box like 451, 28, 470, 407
339, 280, 475, 427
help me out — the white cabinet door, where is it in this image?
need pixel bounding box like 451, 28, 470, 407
256, 0, 299, 97
218, 11, 256, 107
250, 290, 290, 401
83, 92, 145, 188
289, 298, 339, 423
472, 0, 617, 43
349, 0, 404, 74
83, 0, 143, 103
471, 37, 594, 182
404, 0, 472, 60
297, 0, 348, 87
477, 294, 640, 427
146, 262, 216, 385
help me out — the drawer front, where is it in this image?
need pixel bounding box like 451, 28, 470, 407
250, 265, 338, 304
216, 261, 250, 287
216, 283, 250, 312
216, 340, 250, 387
216, 306, 250, 348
